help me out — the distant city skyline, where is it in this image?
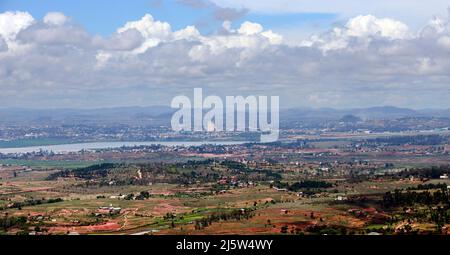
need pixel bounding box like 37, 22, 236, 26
0, 0, 450, 109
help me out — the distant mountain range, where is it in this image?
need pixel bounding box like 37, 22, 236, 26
0, 106, 174, 125
0, 106, 449, 125
282, 106, 450, 121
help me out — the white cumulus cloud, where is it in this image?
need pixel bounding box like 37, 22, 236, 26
0, 11, 449, 109
238, 21, 263, 35
0, 11, 35, 43
345, 15, 410, 39
43, 12, 69, 26
301, 15, 410, 52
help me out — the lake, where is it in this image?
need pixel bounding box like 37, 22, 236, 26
0, 141, 249, 154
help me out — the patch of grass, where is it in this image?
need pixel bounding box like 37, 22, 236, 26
0, 159, 107, 169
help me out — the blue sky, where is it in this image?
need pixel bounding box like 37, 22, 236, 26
0, 0, 336, 36
0, 1, 449, 109
0, 0, 206, 35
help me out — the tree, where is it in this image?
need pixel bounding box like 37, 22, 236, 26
124, 193, 134, 200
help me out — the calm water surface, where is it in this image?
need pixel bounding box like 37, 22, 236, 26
0, 141, 249, 154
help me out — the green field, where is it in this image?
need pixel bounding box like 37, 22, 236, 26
0, 159, 107, 169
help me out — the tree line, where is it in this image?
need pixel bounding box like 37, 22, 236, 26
382, 189, 449, 208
